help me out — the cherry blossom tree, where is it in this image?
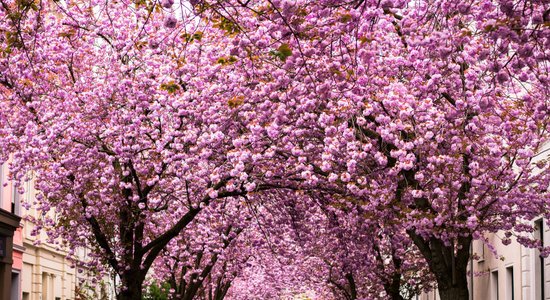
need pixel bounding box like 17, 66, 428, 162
190, 190, 433, 300
1, 0, 548, 299
223, 193, 339, 300
195, 1, 550, 299
151, 198, 249, 300
151, 191, 337, 300
0, 0, 271, 298
261, 192, 434, 300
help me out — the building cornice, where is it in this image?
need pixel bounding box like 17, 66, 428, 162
0, 208, 21, 235
12, 244, 26, 253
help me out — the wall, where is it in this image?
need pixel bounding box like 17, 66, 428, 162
1, 164, 114, 300
0, 163, 24, 300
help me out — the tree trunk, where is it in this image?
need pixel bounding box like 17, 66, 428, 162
435, 242, 471, 300
117, 272, 145, 300
117, 285, 142, 300
438, 284, 469, 300
386, 277, 405, 300
345, 273, 357, 300
388, 289, 405, 300
384, 255, 404, 300
407, 231, 472, 300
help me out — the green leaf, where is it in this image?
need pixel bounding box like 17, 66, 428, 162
277, 43, 292, 60
217, 56, 237, 65
269, 44, 293, 61
160, 82, 180, 94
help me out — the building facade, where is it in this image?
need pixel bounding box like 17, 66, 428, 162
0, 163, 24, 300
1, 164, 114, 300
471, 220, 550, 300
419, 142, 550, 300
420, 222, 550, 300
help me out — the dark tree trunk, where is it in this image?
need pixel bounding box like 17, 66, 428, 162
384, 254, 405, 300
407, 231, 472, 300
117, 271, 145, 300
385, 273, 405, 300
214, 281, 232, 300
436, 247, 470, 300
345, 273, 357, 300
438, 285, 469, 300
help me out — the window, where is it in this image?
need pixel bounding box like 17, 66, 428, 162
534, 219, 545, 299
492, 270, 500, 299
506, 266, 514, 300
11, 272, 20, 300
11, 183, 20, 215
42, 272, 49, 300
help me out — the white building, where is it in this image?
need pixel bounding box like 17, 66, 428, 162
421, 142, 550, 300
420, 223, 550, 300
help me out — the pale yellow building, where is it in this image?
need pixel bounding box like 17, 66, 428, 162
4, 171, 114, 300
